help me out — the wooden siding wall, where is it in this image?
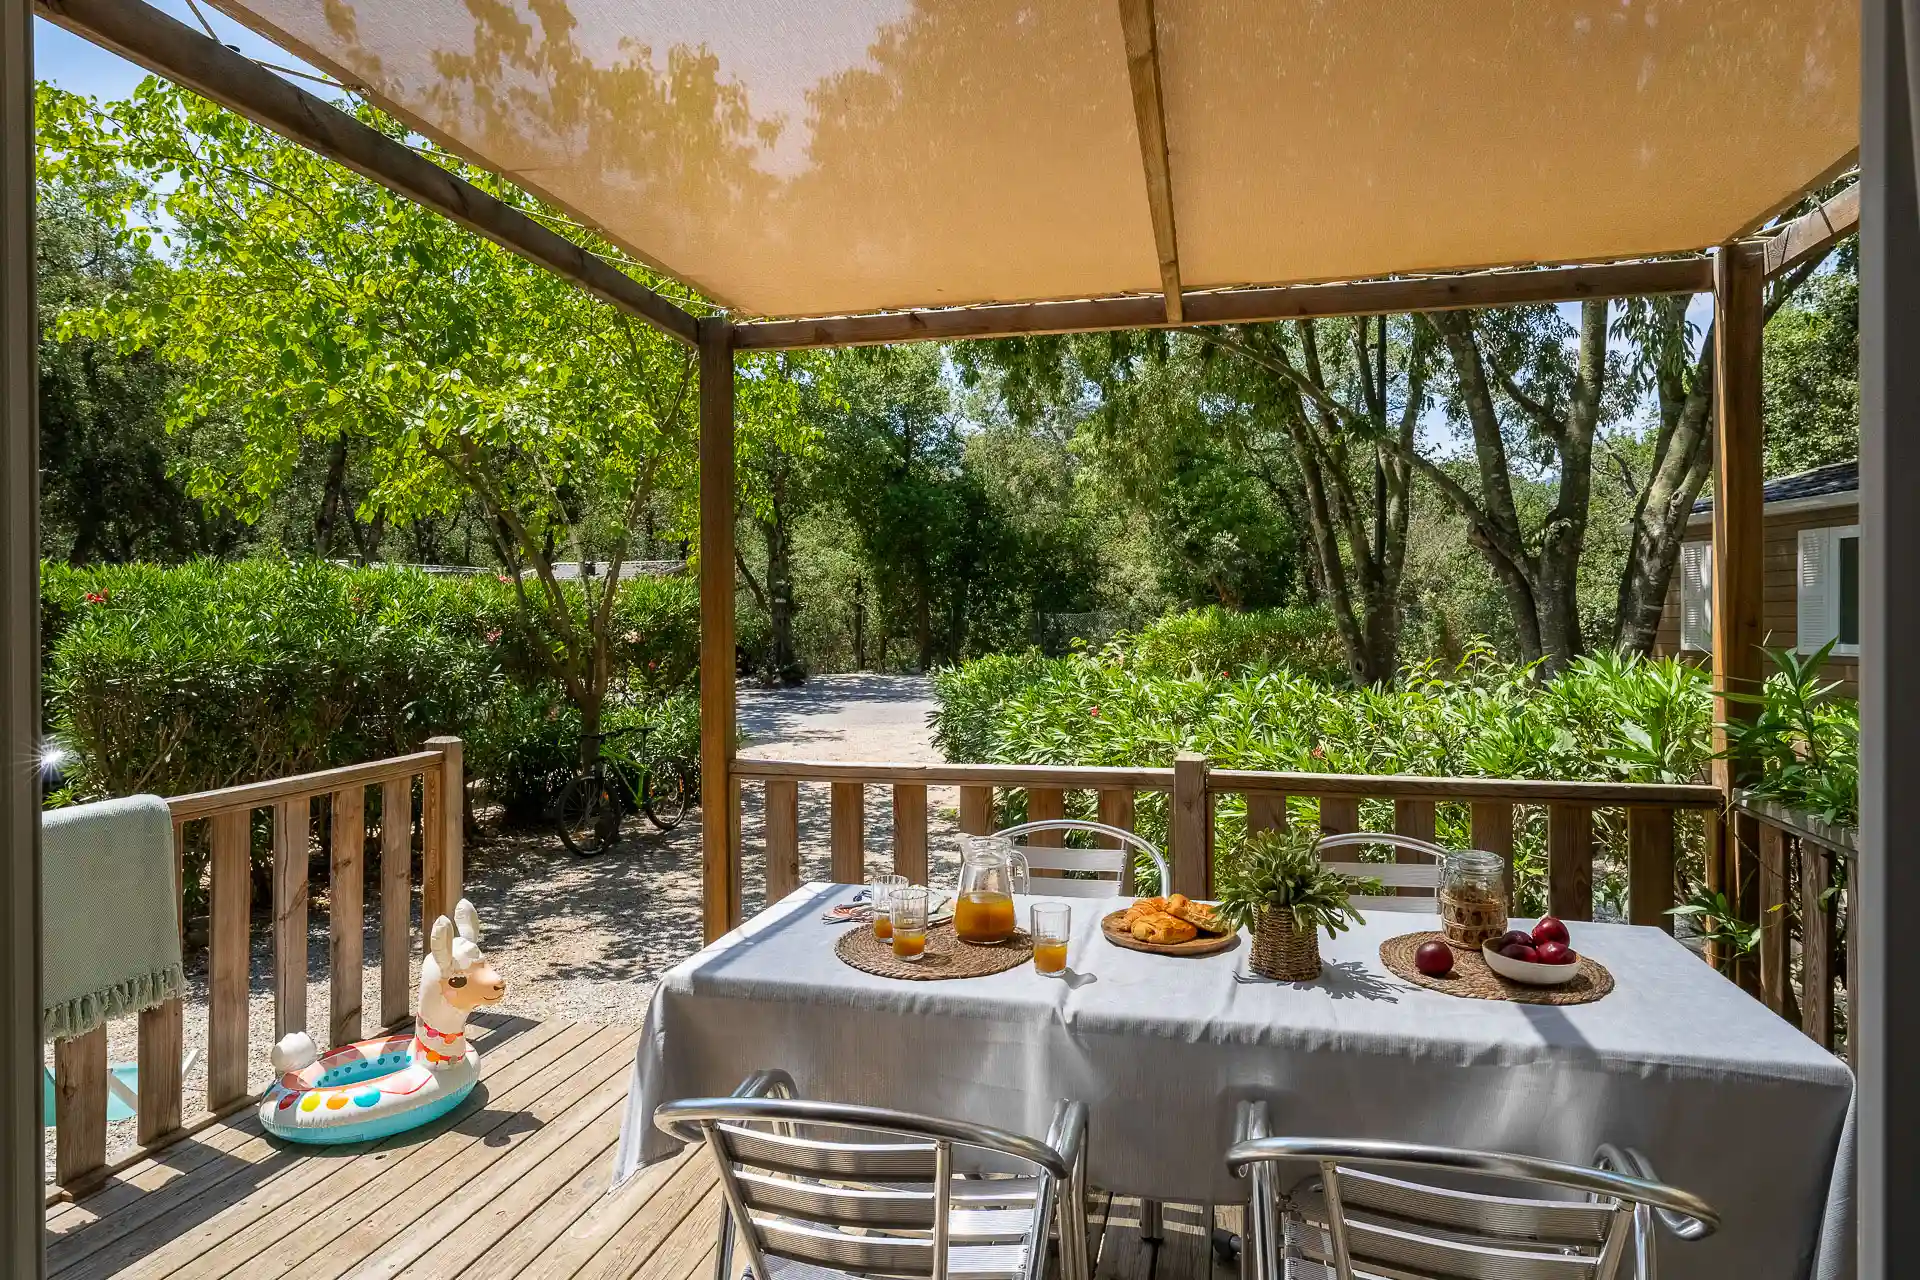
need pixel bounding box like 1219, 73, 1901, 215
1654, 501, 1859, 696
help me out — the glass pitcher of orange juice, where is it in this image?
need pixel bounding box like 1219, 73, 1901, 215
955, 836, 1028, 944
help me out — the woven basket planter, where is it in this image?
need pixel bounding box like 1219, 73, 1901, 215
1250, 909, 1322, 981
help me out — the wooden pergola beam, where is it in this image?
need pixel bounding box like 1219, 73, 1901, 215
1116, 0, 1182, 324
732, 256, 1714, 350
35, 0, 701, 348
1761, 182, 1860, 278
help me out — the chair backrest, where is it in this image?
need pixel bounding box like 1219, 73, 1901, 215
1228, 1130, 1717, 1280
1314, 831, 1448, 914
992, 820, 1169, 898
657, 1089, 1071, 1280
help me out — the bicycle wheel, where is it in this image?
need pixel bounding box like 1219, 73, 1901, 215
553, 774, 622, 856
640, 757, 691, 831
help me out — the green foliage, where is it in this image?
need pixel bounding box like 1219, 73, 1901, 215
44, 559, 699, 814
1764, 258, 1859, 478
1720, 642, 1859, 826
1123, 606, 1347, 684
933, 641, 1719, 915
1215, 827, 1378, 937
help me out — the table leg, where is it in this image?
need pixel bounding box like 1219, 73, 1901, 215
1141, 1197, 1164, 1243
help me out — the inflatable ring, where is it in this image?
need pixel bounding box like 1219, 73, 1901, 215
258, 1031, 478, 1145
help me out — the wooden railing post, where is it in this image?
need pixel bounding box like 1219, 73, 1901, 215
1547, 803, 1594, 922
830, 782, 865, 884
1801, 838, 1837, 1050
1026, 787, 1065, 845
1171, 752, 1210, 897
1757, 820, 1791, 1014
136, 817, 187, 1143
1097, 789, 1138, 892
423, 735, 464, 930
329, 784, 365, 1048
959, 785, 995, 836
1247, 792, 1287, 837
273, 797, 309, 1039
379, 776, 411, 1029
1393, 798, 1436, 897
1318, 796, 1359, 836
765, 779, 801, 903
1471, 802, 1515, 903
53, 1024, 107, 1186
1627, 806, 1676, 932
207, 808, 252, 1110
892, 783, 929, 883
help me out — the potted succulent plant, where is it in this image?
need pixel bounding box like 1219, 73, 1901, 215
1216, 827, 1378, 980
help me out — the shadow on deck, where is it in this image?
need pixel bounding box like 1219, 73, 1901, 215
44, 1012, 1234, 1280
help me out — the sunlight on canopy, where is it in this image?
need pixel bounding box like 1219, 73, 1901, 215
204, 0, 1858, 319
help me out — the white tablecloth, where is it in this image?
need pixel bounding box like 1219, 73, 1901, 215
618, 883, 1854, 1280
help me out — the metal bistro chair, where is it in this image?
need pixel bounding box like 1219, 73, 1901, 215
991, 819, 1170, 899
656, 1071, 1092, 1280
1227, 1103, 1718, 1280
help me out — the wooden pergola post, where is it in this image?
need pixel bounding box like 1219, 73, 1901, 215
1709, 241, 1766, 988
699, 318, 741, 942
0, 0, 42, 1268
1859, 0, 1920, 1262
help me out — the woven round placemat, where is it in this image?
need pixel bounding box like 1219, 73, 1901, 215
835, 923, 1034, 981
1380, 931, 1614, 1005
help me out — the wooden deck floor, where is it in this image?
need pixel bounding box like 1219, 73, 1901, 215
44, 1014, 1235, 1280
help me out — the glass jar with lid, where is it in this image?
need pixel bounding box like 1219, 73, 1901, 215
1438, 850, 1508, 949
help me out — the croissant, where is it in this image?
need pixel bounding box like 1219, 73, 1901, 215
1123, 897, 1169, 925
1165, 897, 1225, 935
1130, 912, 1198, 945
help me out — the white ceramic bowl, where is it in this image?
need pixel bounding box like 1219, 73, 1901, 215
1481, 941, 1582, 986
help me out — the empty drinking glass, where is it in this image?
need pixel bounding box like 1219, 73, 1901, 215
1031, 903, 1070, 975
869, 874, 908, 941
890, 885, 930, 961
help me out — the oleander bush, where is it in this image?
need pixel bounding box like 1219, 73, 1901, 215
1122, 605, 1348, 684
933, 641, 1721, 916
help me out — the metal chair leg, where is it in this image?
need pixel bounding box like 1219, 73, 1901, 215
1140, 1198, 1164, 1244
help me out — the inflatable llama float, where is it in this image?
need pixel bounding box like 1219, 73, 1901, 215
260, 898, 505, 1144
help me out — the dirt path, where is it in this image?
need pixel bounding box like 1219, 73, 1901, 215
52, 674, 953, 1179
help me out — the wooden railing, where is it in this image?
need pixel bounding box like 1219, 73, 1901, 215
1737, 792, 1857, 1062
730, 753, 1722, 929
48, 737, 464, 1191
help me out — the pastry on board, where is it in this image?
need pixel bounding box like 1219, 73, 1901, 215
1129, 912, 1199, 944
1164, 895, 1225, 935
1123, 897, 1169, 925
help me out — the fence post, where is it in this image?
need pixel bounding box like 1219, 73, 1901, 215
1547, 803, 1594, 922
379, 775, 412, 1028
1758, 820, 1791, 1014
272, 798, 309, 1040
1471, 802, 1515, 903
1801, 839, 1836, 1049
892, 783, 929, 884
329, 785, 365, 1048
959, 786, 995, 836
830, 782, 865, 884
137, 817, 187, 1143
766, 780, 801, 903
1627, 807, 1676, 932
424, 736, 464, 929
1098, 789, 1139, 892
1172, 753, 1211, 898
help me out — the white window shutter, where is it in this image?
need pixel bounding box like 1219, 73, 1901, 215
1798, 527, 1834, 652
1680, 541, 1712, 652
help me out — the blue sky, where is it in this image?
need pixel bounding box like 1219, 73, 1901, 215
35, 4, 323, 101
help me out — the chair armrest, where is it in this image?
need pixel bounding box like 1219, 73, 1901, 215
730, 1069, 797, 1100
1046, 1098, 1089, 1169
1593, 1144, 1713, 1241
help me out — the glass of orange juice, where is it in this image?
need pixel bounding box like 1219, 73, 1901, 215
1031, 903, 1070, 975
869, 874, 907, 941
890, 886, 930, 961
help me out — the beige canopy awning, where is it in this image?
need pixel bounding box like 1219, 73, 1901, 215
204, 0, 1859, 322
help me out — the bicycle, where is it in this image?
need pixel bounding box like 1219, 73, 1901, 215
550, 725, 697, 857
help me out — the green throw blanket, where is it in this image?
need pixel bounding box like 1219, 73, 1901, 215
42, 794, 185, 1040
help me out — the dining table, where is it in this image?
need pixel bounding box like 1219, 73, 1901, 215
616, 882, 1855, 1280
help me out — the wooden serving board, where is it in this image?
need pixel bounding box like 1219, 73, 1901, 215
1100, 909, 1241, 957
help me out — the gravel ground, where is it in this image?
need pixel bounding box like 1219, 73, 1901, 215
48, 673, 954, 1181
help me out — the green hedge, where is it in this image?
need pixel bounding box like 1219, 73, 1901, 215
931, 644, 1717, 916
1121, 605, 1348, 684
44, 558, 700, 807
